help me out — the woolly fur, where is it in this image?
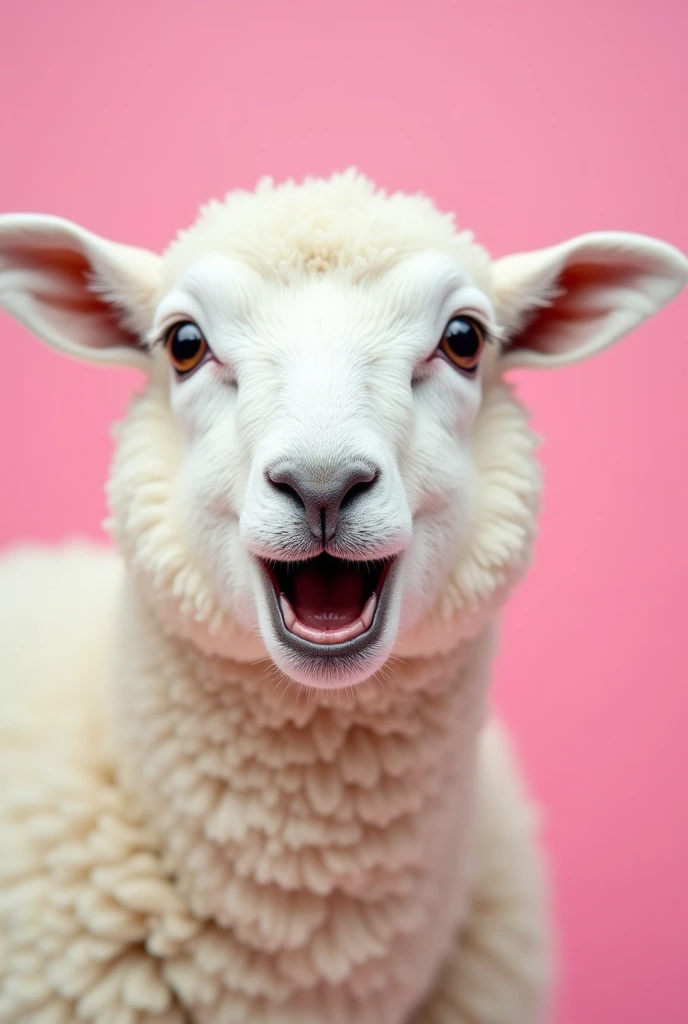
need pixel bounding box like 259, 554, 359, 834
0, 173, 553, 1024
161, 172, 492, 286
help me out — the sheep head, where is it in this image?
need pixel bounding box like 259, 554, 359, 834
1, 172, 686, 688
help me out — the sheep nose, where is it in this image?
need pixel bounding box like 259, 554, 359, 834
267, 461, 379, 541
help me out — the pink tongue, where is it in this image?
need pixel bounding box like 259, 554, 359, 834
291, 562, 365, 629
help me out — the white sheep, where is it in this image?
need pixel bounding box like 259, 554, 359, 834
0, 171, 685, 1024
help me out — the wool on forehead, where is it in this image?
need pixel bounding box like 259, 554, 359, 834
161, 169, 492, 288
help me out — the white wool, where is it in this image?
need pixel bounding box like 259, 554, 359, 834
0, 547, 548, 1024
161, 170, 492, 288
3, 170, 684, 1024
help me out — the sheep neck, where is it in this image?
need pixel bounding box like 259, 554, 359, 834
106, 576, 495, 1021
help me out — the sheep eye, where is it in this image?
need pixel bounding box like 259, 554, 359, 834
166, 321, 208, 375
439, 316, 485, 373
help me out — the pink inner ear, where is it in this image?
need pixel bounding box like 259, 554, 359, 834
510, 257, 653, 358
4, 244, 140, 351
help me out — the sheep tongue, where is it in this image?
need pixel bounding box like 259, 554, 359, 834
291, 560, 365, 629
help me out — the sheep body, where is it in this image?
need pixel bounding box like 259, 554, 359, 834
0, 544, 548, 1024
3, 170, 684, 1024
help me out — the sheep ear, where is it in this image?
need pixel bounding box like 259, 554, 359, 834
0, 214, 162, 371
493, 232, 688, 370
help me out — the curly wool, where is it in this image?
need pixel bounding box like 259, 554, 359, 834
105, 588, 490, 1023
0, 552, 548, 1023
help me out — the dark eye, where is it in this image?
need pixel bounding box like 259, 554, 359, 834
439, 316, 485, 373
166, 321, 208, 375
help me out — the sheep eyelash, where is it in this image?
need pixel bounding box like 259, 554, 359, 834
456, 315, 501, 349
484, 321, 506, 351
146, 322, 180, 351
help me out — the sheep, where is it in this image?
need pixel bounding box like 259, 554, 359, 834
0, 170, 685, 1024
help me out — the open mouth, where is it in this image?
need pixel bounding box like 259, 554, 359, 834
262, 554, 391, 646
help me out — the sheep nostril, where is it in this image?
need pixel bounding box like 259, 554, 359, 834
269, 478, 300, 500
266, 470, 307, 511
339, 472, 377, 511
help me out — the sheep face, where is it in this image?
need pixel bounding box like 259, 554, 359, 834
1, 173, 686, 689
150, 249, 496, 687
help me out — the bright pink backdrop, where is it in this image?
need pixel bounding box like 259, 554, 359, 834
1, 1, 687, 1021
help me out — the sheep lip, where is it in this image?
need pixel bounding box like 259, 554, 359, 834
259, 554, 393, 651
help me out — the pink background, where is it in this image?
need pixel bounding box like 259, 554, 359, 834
1, 1, 687, 1020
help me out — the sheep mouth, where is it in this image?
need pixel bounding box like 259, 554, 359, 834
261, 554, 391, 646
